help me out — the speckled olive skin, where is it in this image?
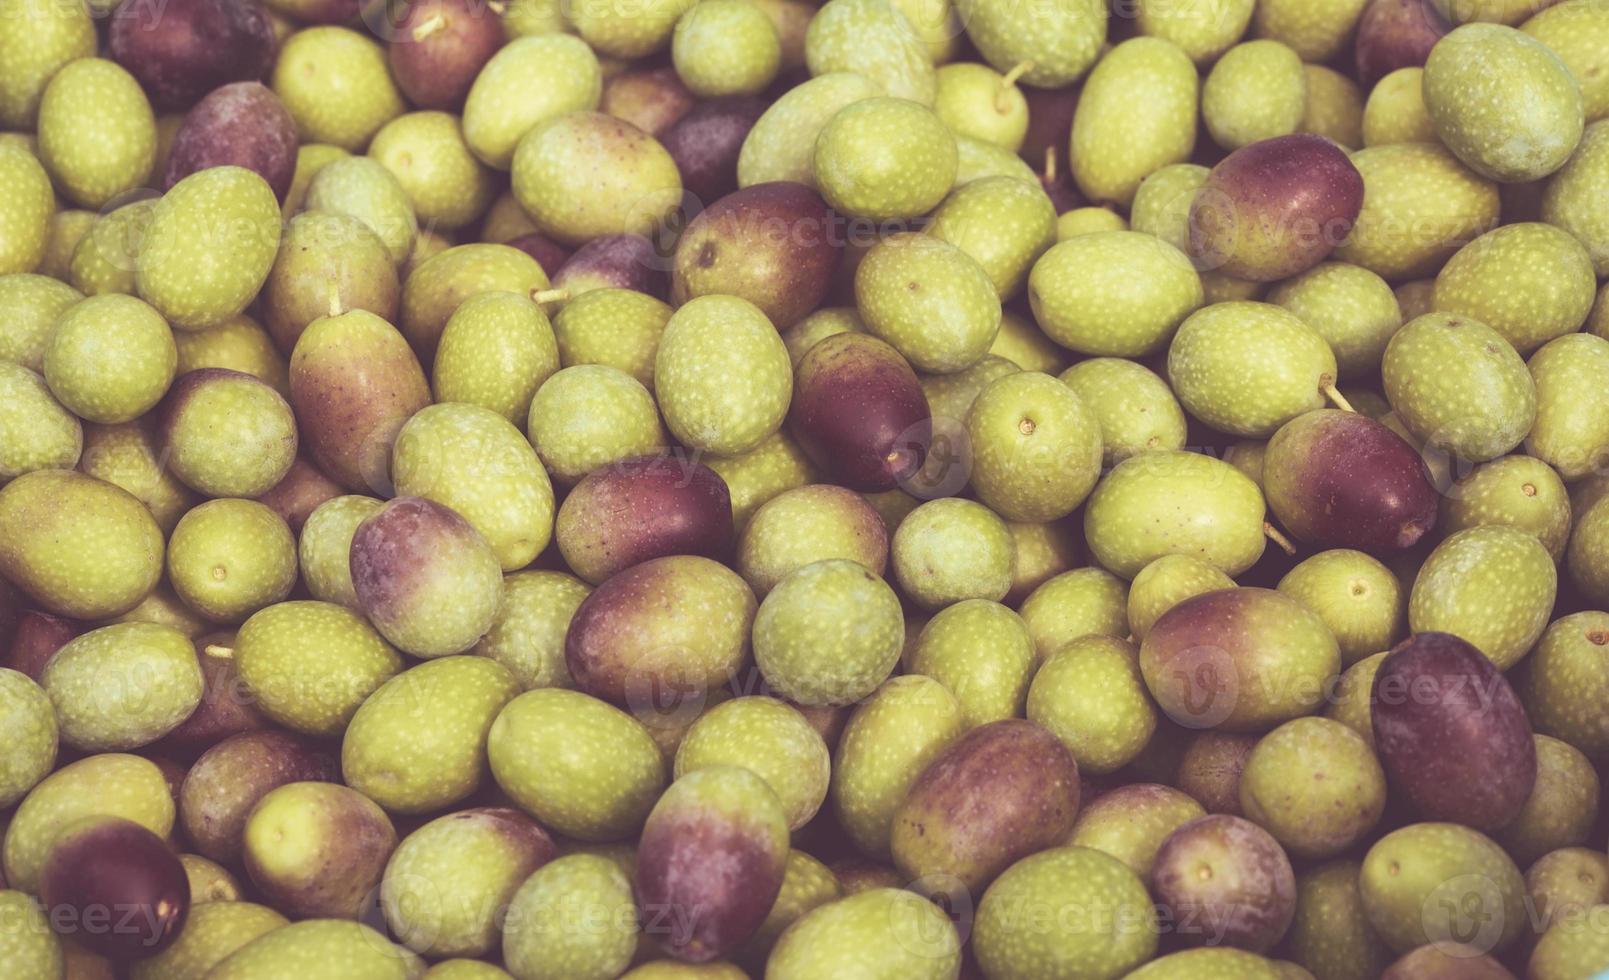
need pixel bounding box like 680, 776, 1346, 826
928, 176, 1058, 301
1442, 455, 1572, 560
234, 601, 404, 738
566, 554, 752, 708
557, 456, 733, 586
814, 98, 955, 221
1336, 143, 1499, 281
804, 0, 934, 103
270, 27, 404, 152
1084, 451, 1267, 579
209, 920, 423, 979
463, 35, 601, 170
1371, 631, 1536, 830
40, 815, 190, 960
764, 887, 961, 979
1524, 612, 1609, 761
672, 183, 841, 330
1190, 135, 1363, 282
1284, 861, 1392, 980
0, 469, 164, 619
1140, 587, 1341, 732
179, 730, 339, 864
1360, 822, 1526, 955
1028, 635, 1156, 775
36, 58, 156, 210
966, 369, 1103, 522
831, 675, 965, 860
350, 496, 504, 658
242, 781, 397, 920
657, 295, 793, 456
736, 73, 878, 189
163, 83, 297, 202
1203, 41, 1308, 150
1409, 526, 1555, 669
551, 287, 668, 388
908, 599, 1035, 729
736, 484, 887, 596
0, 362, 81, 481
973, 846, 1159, 979
1264, 410, 1439, 552
381, 807, 555, 959
552, 234, 667, 300
1382, 312, 1536, 464
890, 719, 1081, 905
1355, 0, 1449, 88
43, 622, 204, 752
342, 657, 520, 814
1029, 231, 1203, 357
1168, 301, 1338, 438
289, 311, 431, 493
670, 698, 829, 836
137, 166, 281, 331
0, 889, 63, 975
1152, 815, 1296, 954
488, 688, 667, 841
788, 333, 931, 493
634, 766, 788, 963
1239, 717, 1387, 860
5, 753, 175, 895
502, 854, 638, 980
1424, 24, 1583, 183
401, 244, 550, 362
263, 212, 399, 356
0, 669, 55, 809
128, 900, 287, 980
44, 294, 176, 425
513, 111, 682, 247
162, 368, 298, 498
1434, 223, 1595, 356
1067, 784, 1205, 882
1529, 333, 1609, 480
1070, 37, 1198, 208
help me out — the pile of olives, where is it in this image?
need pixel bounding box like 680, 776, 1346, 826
2, 0, 1609, 976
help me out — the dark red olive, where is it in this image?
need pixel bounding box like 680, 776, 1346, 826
553, 234, 668, 299
1356, 0, 1450, 90
660, 97, 767, 205
556, 454, 734, 586
1263, 409, 1441, 553
788, 332, 931, 492
387, 0, 504, 109
39, 816, 189, 960
504, 232, 572, 279
3, 610, 83, 679
108, 0, 276, 112
1189, 134, 1364, 282
162, 82, 298, 202
1371, 631, 1537, 831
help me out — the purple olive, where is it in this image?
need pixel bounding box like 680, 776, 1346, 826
108, 0, 276, 112
788, 332, 931, 492
1371, 631, 1537, 831
39, 816, 189, 960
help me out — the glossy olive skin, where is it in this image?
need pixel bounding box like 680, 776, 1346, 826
1264, 410, 1440, 553
1371, 631, 1537, 831
1189, 135, 1364, 282
39, 815, 190, 960
1355, 0, 1449, 89
557, 454, 735, 585
661, 97, 767, 204
788, 333, 931, 492
108, 0, 276, 111
1151, 814, 1296, 954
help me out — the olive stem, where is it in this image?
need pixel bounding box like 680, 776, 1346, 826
1263, 522, 1297, 556
410, 12, 446, 41
996, 60, 1033, 113
531, 288, 570, 305
1043, 145, 1057, 185
203, 644, 235, 660
327, 286, 346, 319
1322, 382, 1355, 413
